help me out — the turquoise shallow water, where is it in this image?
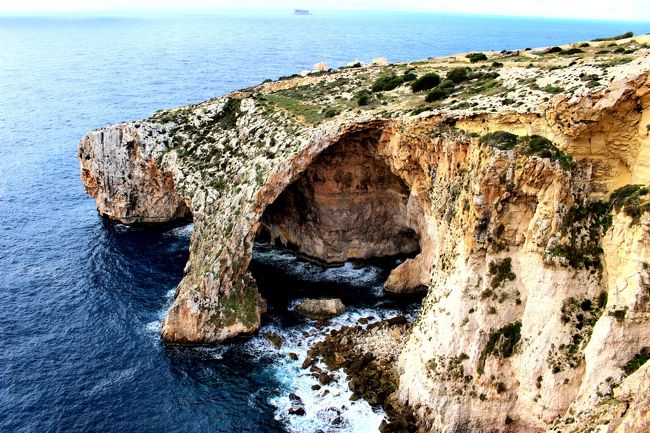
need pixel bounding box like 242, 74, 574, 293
0, 10, 648, 432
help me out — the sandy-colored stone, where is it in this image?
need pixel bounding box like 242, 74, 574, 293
294, 298, 345, 319
79, 36, 650, 431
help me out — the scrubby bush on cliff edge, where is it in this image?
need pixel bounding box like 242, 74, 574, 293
467, 52, 488, 63
411, 72, 441, 92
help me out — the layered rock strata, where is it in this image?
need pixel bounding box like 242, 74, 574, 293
79, 35, 650, 432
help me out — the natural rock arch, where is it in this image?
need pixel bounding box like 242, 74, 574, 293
257, 128, 421, 265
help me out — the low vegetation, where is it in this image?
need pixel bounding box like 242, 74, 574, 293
371, 73, 405, 92
480, 132, 574, 170
591, 31, 634, 42
548, 294, 606, 373
411, 72, 441, 92
610, 184, 650, 223
447, 67, 469, 83
467, 52, 488, 63
488, 258, 516, 288
622, 347, 650, 376
425, 88, 446, 102
478, 321, 522, 374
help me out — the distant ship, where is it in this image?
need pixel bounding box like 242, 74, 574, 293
293, 9, 312, 15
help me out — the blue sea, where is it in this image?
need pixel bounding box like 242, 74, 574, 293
1, 10, 648, 433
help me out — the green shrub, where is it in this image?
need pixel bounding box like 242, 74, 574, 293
323, 107, 339, 118
609, 308, 627, 322
447, 67, 469, 84
542, 85, 564, 94
546, 46, 563, 54
478, 321, 522, 374
425, 87, 446, 102
403, 71, 417, 82
439, 79, 455, 89
467, 52, 488, 63
488, 257, 516, 288
622, 347, 650, 375
356, 89, 371, 106
519, 135, 575, 170
491, 61, 504, 68
371, 73, 404, 92
610, 184, 650, 222
411, 72, 441, 92
561, 48, 584, 55
480, 131, 518, 150
591, 32, 633, 42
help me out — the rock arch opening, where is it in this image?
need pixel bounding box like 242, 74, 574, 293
255, 129, 423, 281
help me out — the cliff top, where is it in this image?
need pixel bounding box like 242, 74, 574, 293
150, 33, 650, 128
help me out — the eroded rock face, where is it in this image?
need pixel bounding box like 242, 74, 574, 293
78, 124, 190, 224
79, 37, 650, 432
259, 132, 420, 264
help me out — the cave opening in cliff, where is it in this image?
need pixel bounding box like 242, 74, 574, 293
252, 129, 425, 306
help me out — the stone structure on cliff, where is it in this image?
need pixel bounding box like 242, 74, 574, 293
79, 35, 650, 432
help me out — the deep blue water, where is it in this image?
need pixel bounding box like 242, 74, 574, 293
1, 10, 648, 433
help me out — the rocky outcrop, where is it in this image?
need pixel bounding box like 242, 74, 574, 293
78, 124, 190, 224
311, 317, 418, 432
79, 35, 650, 431
294, 298, 346, 319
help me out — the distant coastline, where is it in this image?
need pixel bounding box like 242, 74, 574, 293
293, 9, 312, 16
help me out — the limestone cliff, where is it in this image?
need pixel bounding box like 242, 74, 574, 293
79, 34, 650, 431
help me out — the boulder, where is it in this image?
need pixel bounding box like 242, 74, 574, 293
295, 298, 345, 320
288, 393, 305, 416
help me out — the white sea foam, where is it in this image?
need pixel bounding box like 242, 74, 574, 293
249, 307, 416, 433
167, 223, 194, 239
145, 288, 177, 337
253, 242, 388, 291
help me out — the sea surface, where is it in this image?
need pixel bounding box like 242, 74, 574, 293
1, 10, 648, 432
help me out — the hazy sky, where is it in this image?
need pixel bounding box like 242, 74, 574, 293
1, 0, 649, 21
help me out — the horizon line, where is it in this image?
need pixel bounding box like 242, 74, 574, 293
1, 8, 650, 24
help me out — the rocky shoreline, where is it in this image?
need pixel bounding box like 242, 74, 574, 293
310, 316, 420, 432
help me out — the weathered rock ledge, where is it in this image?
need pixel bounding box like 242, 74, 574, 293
311, 317, 420, 432
79, 35, 650, 432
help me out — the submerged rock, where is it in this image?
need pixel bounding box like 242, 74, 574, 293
262, 332, 283, 349
295, 298, 345, 320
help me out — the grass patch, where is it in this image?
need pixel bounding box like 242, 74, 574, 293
542, 85, 564, 94
560, 48, 584, 55
425, 87, 447, 102
546, 200, 611, 269
265, 94, 327, 125
447, 67, 469, 84
518, 135, 575, 170
356, 89, 372, 106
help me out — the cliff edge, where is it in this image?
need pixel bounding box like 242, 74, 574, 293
79, 34, 650, 432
